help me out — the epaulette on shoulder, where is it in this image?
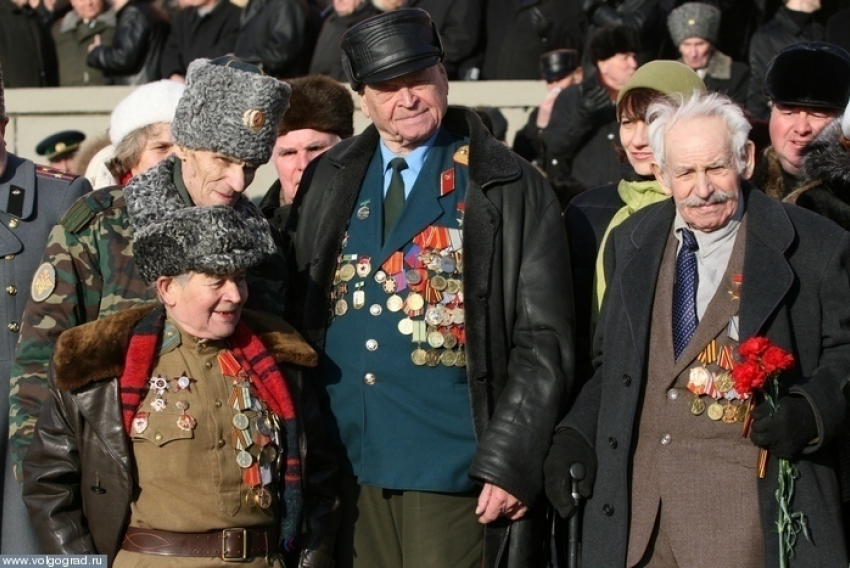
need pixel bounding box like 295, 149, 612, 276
35, 164, 80, 183
59, 190, 116, 234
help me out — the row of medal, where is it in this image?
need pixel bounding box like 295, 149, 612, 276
133, 373, 198, 435
686, 339, 749, 423
220, 351, 282, 510
330, 224, 468, 368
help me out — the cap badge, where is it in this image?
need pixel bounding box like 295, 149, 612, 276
242, 109, 265, 133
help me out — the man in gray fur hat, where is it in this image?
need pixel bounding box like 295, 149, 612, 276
288, 8, 573, 568
9, 57, 339, 566
667, 2, 749, 106
0, 62, 91, 555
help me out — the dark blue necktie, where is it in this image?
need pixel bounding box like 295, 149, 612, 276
673, 228, 699, 360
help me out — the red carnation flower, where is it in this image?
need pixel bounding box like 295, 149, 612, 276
732, 360, 767, 396
761, 346, 795, 375
739, 336, 771, 359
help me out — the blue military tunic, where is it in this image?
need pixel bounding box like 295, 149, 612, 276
0, 153, 90, 553
320, 128, 477, 492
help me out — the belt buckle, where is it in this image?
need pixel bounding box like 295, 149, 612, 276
222, 528, 248, 562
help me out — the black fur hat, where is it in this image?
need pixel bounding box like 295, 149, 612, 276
588, 25, 641, 65
278, 75, 354, 138
764, 42, 850, 110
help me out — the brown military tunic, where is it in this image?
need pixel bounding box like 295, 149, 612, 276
627, 220, 763, 567
114, 319, 280, 567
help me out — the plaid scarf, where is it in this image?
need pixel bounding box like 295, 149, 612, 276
118, 305, 303, 553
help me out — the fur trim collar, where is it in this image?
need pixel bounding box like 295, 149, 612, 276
801, 119, 850, 187
54, 305, 317, 391
706, 50, 732, 80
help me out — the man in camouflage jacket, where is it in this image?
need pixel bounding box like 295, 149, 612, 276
9, 57, 290, 479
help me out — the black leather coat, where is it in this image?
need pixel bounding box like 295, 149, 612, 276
22, 306, 339, 567
86, 0, 169, 85
234, 0, 313, 79
287, 107, 575, 567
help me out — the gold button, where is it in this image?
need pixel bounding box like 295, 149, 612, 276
5, 286, 16, 295
215, 400, 223, 408
217, 438, 226, 448
8, 219, 18, 229
155, 432, 163, 442
5, 255, 13, 260
205, 361, 213, 369
364, 373, 376, 385
8, 322, 19, 332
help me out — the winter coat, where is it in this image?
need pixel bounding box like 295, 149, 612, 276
86, 0, 169, 85
481, 0, 585, 80
22, 305, 339, 567
159, 0, 242, 79
409, 0, 482, 80
235, 0, 314, 79
287, 107, 575, 567
308, 2, 379, 82
0, 0, 58, 87
694, 49, 749, 107
793, 119, 850, 230
52, 9, 116, 86
563, 187, 850, 567
747, 6, 824, 121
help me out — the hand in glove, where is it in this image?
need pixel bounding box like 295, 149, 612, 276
543, 429, 597, 519
580, 75, 613, 119
749, 396, 818, 460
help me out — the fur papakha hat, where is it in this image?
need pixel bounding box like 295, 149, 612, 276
764, 42, 850, 110
667, 2, 721, 46
278, 75, 354, 139
126, 157, 275, 285
589, 25, 641, 64
172, 56, 291, 167
110, 80, 185, 145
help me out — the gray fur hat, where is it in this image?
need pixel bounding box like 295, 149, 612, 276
667, 2, 721, 46
126, 156, 276, 284
172, 56, 291, 167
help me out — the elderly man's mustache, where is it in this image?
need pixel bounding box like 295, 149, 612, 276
678, 189, 736, 209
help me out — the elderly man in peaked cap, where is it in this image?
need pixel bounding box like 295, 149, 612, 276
752, 42, 850, 201
0, 64, 91, 555
287, 7, 574, 568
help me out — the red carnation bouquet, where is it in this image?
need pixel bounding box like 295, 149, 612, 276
732, 336, 806, 568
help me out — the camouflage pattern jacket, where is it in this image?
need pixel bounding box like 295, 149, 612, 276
10, 156, 287, 479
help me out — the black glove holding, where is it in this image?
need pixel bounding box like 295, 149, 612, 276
750, 396, 818, 460
579, 75, 613, 119
543, 429, 597, 519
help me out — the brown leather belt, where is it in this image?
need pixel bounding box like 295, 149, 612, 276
122, 526, 278, 561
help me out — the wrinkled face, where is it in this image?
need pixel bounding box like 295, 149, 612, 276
597, 52, 638, 92
653, 116, 753, 233
176, 147, 256, 206
131, 123, 174, 177
0, 118, 8, 180
768, 102, 837, 176
70, 0, 105, 20
619, 115, 654, 176
679, 38, 713, 70
159, 271, 247, 340
333, 0, 363, 15
272, 129, 340, 205
359, 65, 448, 154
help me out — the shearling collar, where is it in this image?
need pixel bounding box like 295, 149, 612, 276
801, 119, 850, 188
54, 305, 318, 391
706, 50, 732, 81
324, 106, 522, 190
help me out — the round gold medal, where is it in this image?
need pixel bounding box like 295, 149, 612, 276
707, 402, 724, 421
425, 349, 441, 367
427, 331, 445, 348
398, 318, 414, 335
411, 348, 427, 365
689, 396, 706, 416
443, 332, 458, 349
334, 299, 348, 316
441, 349, 457, 366
714, 372, 734, 394
407, 292, 425, 311
446, 279, 461, 294
455, 350, 467, 367
431, 275, 448, 291
387, 294, 404, 312
339, 264, 356, 282
722, 404, 737, 424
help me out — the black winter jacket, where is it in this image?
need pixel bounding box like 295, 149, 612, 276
235, 0, 314, 79
287, 107, 575, 567
86, 0, 169, 85
308, 3, 379, 82
22, 306, 339, 567
160, 0, 242, 79
747, 6, 824, 120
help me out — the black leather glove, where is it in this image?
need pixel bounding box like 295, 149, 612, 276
579, 75, 613, 119
750, 396, 818, 460
543, 429, 597, 519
